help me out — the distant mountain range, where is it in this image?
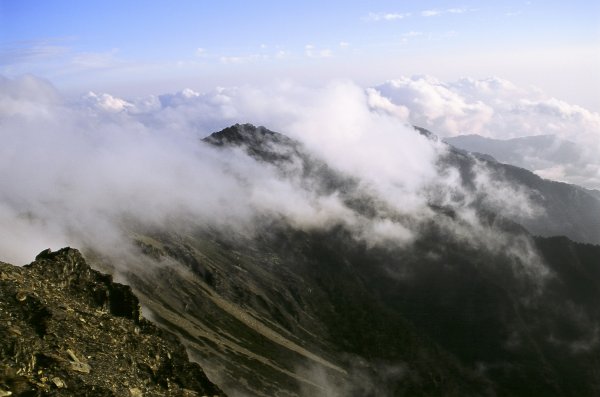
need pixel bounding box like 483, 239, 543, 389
443, 133, 600, 189
444, 134, 581, 170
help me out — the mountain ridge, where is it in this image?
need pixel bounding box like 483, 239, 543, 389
204, 123, 600, 245
112, 123, 600, 396
3, 123, 600, 396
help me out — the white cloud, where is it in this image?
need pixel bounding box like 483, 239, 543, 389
0, 76, 434, 264
421, 9, 441, 17
365, 12, 411, 21
422, 8, 469, 17
365, 88, 410, 119
83, 91, 134, 112
447, 8, 467, 14
375, 75, 494, 136
0, 74, 60, 118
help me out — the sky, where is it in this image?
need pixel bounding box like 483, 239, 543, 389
1, 0, 599, 111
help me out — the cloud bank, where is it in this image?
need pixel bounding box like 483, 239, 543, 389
0, 74, 548, 289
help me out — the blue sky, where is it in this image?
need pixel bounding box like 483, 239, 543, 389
1, 0, 599, 110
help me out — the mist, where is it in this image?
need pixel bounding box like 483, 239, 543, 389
0, 74, 546, 285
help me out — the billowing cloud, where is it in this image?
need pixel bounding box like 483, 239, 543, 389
0, 75, 546, 289
374, 75, 494, 136
0, 74, 60, 116
0, 77, 348, 263
82, 91, 134, 112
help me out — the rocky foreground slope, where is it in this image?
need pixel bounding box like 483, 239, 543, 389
0, 247, 224, 397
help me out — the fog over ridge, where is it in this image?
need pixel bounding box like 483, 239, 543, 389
0, 74, 564, 280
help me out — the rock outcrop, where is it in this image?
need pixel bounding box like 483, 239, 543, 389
0, 247, 225, 396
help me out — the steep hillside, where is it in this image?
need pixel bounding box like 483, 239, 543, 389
88, 124, 600, 396
116, 213, 600, 396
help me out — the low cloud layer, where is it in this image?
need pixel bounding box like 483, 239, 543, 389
0, 74, 546, 284
0, 78, 356, 263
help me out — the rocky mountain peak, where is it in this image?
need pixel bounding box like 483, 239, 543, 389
203, 123, 282, 146
203, 123, 301, 164
30, 248, 93, 284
